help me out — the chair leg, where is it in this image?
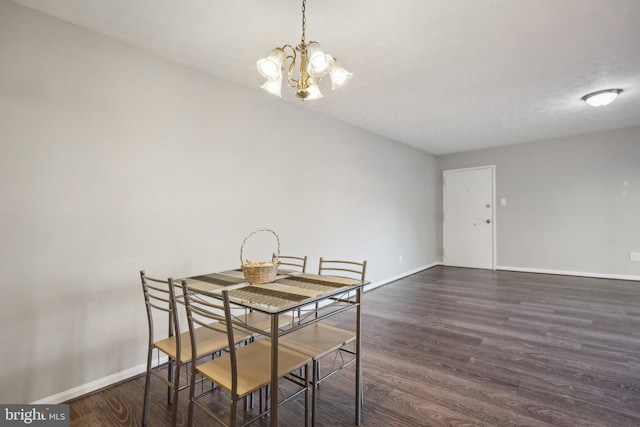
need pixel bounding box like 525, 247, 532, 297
312, 360, 319, 427
305, 362, 310, 427
142, 349, 153, 426
167, 357, 174, 405
230, 398, 237, 427
187, 369, 197, 427
259, 386, 266, 416
170, 361, 180, 427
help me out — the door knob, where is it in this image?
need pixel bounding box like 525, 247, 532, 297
486, 219, 491, 224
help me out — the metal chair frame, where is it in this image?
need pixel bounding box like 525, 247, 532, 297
140, 271, 232, 426
182, 282, 311, 427
273, 253, 308, 273
281, 258, 366, 426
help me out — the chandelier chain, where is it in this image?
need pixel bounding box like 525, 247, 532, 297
301, 0, 306, 44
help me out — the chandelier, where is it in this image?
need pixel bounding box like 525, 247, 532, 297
256, 0, 352, 100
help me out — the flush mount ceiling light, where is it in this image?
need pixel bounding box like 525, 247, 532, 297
256, 0, 352, 100
582, 89, 622, 107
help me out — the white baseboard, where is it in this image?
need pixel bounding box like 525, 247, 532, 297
364, 262, 441, 292
31, 362, 148, 404
31, 356, 172, 405
496, 265, 640, 282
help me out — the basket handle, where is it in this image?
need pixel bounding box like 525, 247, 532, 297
240, 229, 281, 266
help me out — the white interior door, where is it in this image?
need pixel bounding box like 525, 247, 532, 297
443, 166, 495, 269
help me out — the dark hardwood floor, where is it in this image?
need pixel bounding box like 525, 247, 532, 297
68, 266, 640, 426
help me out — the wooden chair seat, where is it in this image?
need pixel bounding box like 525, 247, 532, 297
154, 325, 234, 364
280, 323, 356, 360
196, 339, 310, 399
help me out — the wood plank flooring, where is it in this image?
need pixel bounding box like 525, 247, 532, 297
67, 266, 640, 426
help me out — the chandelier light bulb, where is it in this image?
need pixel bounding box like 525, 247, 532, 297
257, 48, 285, 81
582, 89, 622, 107
260, 75, 283, 97
306, 42, 334, 78
304, 80, 323, 100
329, 60, 353, 90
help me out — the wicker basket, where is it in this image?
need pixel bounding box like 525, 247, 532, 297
240, 229, 280, 284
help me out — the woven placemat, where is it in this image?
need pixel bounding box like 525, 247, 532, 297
191, 274, 245, 287
228, 286, 308, 307
277, 278, 337, 292
281, 275, 355, 288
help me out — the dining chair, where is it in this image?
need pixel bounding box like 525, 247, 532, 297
181, 281, 311, 427
279, 258, 366, 426
139, 271, 236, 427
273, 253, 308, 273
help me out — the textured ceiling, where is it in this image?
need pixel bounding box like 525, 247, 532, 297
9, 0, 640, 155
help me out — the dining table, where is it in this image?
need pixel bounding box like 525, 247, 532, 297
180, 268, 366, 426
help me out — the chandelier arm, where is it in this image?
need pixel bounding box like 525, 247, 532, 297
279, 44, 298, 86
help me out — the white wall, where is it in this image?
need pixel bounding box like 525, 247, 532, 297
438, 127, 640, 279
0, 1, 440, 403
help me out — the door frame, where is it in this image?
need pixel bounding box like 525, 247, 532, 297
442, 165, 497, 270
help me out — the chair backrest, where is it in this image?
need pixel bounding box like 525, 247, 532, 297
181, 282, 241, 397
139, 270, 181, 353
273, 253, 308, 273
318, 258, 367, 281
